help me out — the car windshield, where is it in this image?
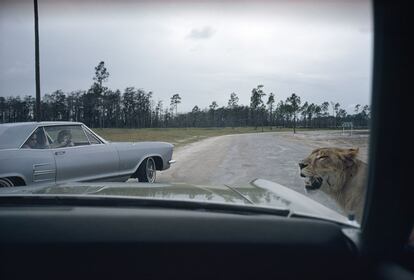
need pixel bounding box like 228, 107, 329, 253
0, 0, 372, 226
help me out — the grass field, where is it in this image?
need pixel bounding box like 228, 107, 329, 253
92, 127, 300, 147
92, 127, 348, 147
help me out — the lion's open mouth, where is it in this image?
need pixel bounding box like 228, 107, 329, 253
304, 176, 323, 190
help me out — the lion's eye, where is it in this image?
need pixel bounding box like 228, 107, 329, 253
317, 156, 328, 160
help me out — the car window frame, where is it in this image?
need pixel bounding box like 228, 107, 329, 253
82, 126, 103, 145
19, 126, 50, 150
359, 0, 412, 261
43, 127, 54, 146
44, 124, 91, 149
17, 124, 107, 150
18, 125, 39, 149
81, 125, 107, 144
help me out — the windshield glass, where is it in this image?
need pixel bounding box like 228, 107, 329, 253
0, 0, 372, 225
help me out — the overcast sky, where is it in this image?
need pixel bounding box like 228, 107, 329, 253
0, 0, 372, 112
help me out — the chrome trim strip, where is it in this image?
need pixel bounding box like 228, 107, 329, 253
33, 169, 56, 175
33, 178, 54, 183
168, 160, 176, 164
82, 173, 131, 182
49, 143, 106, 151
33, 163, 52, 168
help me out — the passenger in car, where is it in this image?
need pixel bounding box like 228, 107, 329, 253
22, 129, 48, 149
22, 133, 39, 149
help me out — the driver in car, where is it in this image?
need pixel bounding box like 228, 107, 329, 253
56, 130, 74, 148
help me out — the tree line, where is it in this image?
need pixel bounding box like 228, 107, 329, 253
0, 61, 370, 131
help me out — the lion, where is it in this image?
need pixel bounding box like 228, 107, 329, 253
299, 147, 367, 223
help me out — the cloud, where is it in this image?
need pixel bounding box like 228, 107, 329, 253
187, 26, 216, 40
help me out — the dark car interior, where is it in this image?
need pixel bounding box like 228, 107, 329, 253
0, 1, 412, 279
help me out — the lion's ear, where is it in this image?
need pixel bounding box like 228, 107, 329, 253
347, 148, 359, 156
343, 148, 359, 167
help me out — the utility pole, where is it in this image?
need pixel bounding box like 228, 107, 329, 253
34, 0, 41, 121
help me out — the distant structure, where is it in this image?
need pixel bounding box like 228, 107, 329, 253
342, 122, 354, 136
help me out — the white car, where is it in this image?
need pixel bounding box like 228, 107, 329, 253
0, 122, 175, 187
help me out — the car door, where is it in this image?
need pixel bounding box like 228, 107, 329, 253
44, 125, 119, 183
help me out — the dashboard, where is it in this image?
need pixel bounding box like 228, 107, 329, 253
0, 205, 363, 279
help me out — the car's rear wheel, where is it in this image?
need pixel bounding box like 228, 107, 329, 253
137, 157, 156, 183
0, 178, 14, 188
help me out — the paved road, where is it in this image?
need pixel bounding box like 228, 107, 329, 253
157, 131, 369, 211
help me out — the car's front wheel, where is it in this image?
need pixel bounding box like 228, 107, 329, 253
137, 157, 156, 183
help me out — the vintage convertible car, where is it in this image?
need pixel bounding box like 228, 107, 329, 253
0, 122, 175, 187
